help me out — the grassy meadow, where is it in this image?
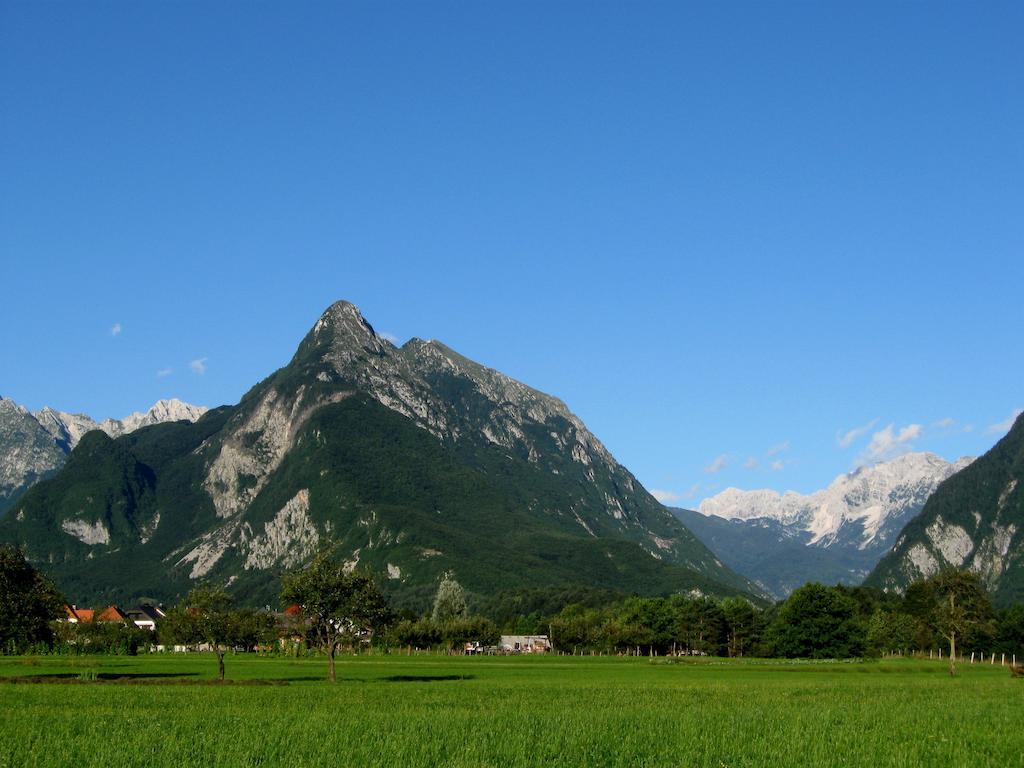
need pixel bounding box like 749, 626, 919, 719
1, 653, 1021, 767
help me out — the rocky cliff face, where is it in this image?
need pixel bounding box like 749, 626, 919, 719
0, 301, 758, 607
0, 397, 207, 517
681, 453, 973, 597
867, 415, 1024, 605
0, 399, 68, 516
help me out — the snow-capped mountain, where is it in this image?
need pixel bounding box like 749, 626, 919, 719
700, 453, 974, 550
672, 452, 973, 598
0, 397, 207, 516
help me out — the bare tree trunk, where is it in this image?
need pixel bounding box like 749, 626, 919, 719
949, 631, 957, 677
328, 641, 337, 683
216, 649, 225, 681
948, 592, 958, 677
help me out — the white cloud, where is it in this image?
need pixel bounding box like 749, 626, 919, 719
766, 440, 790, 457
898, 424, 922, 441
189, 358, 208, 375
987, 408, 1023, 435
743, 457, 759, 470
704, 454, 728, 474
933, 417, 956, 430
857, 422, 922, 465
649, 489, 681, 504
838, 419, 878, 449
156, 368, 173, 378
378, 330, 399, 345
770, 460, 786, 471
110, 323, 122, 337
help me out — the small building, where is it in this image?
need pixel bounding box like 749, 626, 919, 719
499, 635, 551, 654
60, 605, 131, 624
62, 605, 95, 623
124, 605, 165, 631
95, 606, 128, 623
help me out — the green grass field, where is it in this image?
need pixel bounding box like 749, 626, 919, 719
1, 653, 1021, 767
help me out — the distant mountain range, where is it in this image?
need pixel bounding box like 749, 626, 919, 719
0, 398, 207, 517
0, 301, 758, 608
867, 413, 1024, 605
672, 452, 973, 598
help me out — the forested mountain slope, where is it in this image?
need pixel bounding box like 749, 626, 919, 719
1, 301, 757, 608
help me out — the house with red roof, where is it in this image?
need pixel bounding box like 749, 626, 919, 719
63, 605, 95, 623
95, 606, 127, 622
61, 604, 136, 624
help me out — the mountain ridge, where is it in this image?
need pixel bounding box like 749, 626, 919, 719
866, 414, 1024, 605
0, 301, 759, 608
0, 397, 207, 517
674, 452, 973, 597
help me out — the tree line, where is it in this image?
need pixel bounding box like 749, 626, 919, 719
549, 571, 1019, 675
3, 543, 1023, 679
0, 546, 495, 681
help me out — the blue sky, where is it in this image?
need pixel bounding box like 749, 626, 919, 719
1, 2, 1021, 503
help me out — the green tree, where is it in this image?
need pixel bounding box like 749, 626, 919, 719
767, 583, 865, 659
161, 585, 264, 680
52, 620, 151, 655
722, 597, 761, 657
672, 596, 727, 656
233, 608, 279, 651
439, 616, 500, 652
994, 604, 1024, 656
928, 570, 995, 676
551, 604, 608, 654
431, 573, 468, 623
865, 609, 917, 656
511, 611, 544, 635
903, 580, 939, 651
391, 618, 441, 650
281, 552, 390, 682
0, 545, 65, 653
617, 597, 668, 653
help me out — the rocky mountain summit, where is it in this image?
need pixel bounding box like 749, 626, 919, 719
673, 452, 973, 597
0, 301, 757, 607
0, 397, 207, 517
867, 413, 1024, 605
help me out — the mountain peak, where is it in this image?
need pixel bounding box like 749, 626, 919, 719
0, 397, 29, 417
304, 300, 391, 359
315, 300, 373, 332
2, 304, 758, 603
145, 398, 205, 418
1013, 411, 1024, 434
112, 399, 209, 434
